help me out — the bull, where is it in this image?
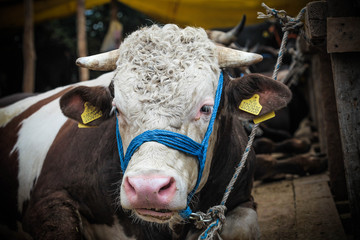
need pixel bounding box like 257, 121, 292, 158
0, 24, 291, 239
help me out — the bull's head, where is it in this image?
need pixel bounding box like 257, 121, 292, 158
61, 24, 291, 225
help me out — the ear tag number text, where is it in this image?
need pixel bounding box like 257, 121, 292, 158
239, 94, 262, 115
81, 102, 103, 124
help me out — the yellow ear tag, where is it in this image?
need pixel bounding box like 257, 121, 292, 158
77, 123, 97, 128
262, 30, 270, 38
239, 94, 262, 116
81, 102, 103, 124
253, 111, 276, 124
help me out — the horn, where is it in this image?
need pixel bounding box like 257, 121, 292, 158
207, 30, 235, 46
224, 14, 246, 43
76, 49, 120, 71
216, 45, 263, 68
207, 15, 246, 46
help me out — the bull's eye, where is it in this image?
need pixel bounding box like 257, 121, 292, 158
200, 105, 213, 115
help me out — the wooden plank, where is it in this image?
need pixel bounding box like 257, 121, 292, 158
294, 174, 347, 240
252, 180, 296, 239
327, 17, 360, 53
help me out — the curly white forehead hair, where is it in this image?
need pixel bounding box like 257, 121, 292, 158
113, 24, 221, 130
115, 24, 220, 89
117, 24, 219, 71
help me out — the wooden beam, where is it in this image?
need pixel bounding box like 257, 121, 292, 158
310, 59, 327, 153
311, 52, 347, 201
77, 0, 89, 82
303, 0, 348, 203
330, 51, 360, 237
327, 17, 360, 53
304, 1, 327, 46
22, 0, 36, 93
328, 0, 360, 237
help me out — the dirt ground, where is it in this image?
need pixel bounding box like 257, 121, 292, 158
252, 174, 347, 240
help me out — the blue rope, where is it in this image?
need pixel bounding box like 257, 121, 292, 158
115, 72, 224, 219
115, 119, 125, 171
179, 206, 193, 219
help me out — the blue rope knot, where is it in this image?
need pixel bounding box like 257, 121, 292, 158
200, 219, 220, 239
179, 206, 193, 219
195, 205, 227, 239
115, 72, 224, 219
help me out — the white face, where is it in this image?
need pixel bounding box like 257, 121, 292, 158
112, 24, 220, 223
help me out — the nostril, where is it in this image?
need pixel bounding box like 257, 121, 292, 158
124, 177, 136, 196
159, 177, 176, 196
160, 182, 171, 192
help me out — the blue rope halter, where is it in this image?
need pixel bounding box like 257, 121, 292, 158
115, 72, 224, 219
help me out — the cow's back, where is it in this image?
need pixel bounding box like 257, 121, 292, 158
0, 93, 35, 108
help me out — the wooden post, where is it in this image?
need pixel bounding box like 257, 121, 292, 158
304, 1, 328, 154
23, 0, 36, 93
305, 1, 348, 201
77, 0, 89, 81
330, 52, 360, 237
327, 0, 360, 237
311, 66, 327, 154
312, 52, 347, 201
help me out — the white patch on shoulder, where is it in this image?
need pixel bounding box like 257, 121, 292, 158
14, 98, 68, 212
220, 206, 260, 240
82, 216, 136, 240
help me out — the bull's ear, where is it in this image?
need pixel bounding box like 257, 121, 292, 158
60, 85, 113, 126
225, 73, 292, 120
